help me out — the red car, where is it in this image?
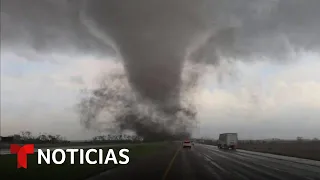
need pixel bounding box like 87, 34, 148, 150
182, 140, 192, 148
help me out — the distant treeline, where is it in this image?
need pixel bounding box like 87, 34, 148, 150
193, 136, 319, 146
1, 131, 69, 144
0, 131, 144, 145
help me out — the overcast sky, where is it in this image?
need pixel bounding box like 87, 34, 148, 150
1, 0, 320, 140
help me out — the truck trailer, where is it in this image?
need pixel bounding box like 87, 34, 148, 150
217, 133, 238, 150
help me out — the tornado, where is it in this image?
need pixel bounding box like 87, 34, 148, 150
79, 0, 230, 139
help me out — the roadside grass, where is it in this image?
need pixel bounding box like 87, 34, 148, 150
0, 142, 168, 180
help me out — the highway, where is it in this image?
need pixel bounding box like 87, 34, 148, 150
88, 143, 320, 180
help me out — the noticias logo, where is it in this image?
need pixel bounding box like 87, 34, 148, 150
10, 144, 130, 169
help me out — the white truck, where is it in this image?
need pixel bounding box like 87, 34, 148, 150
217, 133, 238, 150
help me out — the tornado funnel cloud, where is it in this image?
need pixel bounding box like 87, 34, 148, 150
78, 0, 220, 139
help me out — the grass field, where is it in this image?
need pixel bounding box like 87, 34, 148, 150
238, 141, 320, 161
0, 142, 168, 180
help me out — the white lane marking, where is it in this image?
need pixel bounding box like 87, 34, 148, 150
195, 148, 266, 180
202, 153, 227, 172
204, 148, 289, 180
204, 144, 320, 168
200, 143, 320, 167
202, 145, 320, 180
304, 177, 315, 180
209, 149, 284, 172
234, 151, 320, 176
193, 149, 224, 180
202, 163, 223, 180
237, 149, 320, 166
233, 171, 250, 180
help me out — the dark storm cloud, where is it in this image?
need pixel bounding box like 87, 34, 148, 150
2, 0, 320, 54
2, 0, 320, 139
0, 0, 115, 55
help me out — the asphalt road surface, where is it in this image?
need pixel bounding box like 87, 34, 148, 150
88, 143, 320, 180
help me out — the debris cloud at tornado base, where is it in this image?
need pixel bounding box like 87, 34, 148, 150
2, 0, 320, 140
